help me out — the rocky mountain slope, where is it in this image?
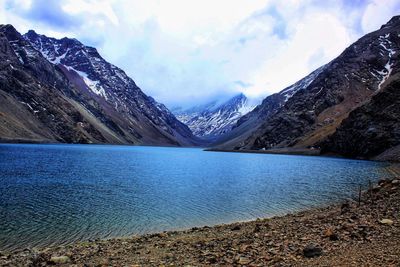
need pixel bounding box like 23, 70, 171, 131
174, 93, 256, 139
0, 24, 200, 146
213, 16, 400, 160
320, 73, 400, 160
212, 65, 325, 147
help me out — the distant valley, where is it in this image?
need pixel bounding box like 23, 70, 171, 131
0, 16, 400, 161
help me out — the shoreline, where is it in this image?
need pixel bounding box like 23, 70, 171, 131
206, 147, 323, 157
0, 141, 206, 150
2, 141, 399, 163
1, 177, 399, 266
206, 147, 400, 163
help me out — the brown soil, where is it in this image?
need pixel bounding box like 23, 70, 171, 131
1, 178, 399, 267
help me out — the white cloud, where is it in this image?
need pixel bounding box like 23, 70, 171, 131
1, 0, 399, 107
63, 0, 119, 26
244, 11, 353, 97
362, 0, 400, 33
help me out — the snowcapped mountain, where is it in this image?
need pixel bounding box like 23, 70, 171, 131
213, 16, 400, 161
233, 64, 326, 130
24, 30, 128, 101
173, 93, 256, 138
0, 25, 200, 146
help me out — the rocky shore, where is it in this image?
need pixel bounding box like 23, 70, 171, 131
1, 177, 399, 266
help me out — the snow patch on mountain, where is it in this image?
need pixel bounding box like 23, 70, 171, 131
22, 29, 198, 146
376, 34, 396, 90
64, 65, 107, 99
24, 31, 112, 100
174, 93, 257, 138
280, 65, 326, 102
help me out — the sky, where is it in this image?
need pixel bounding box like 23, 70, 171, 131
1, 0, 400, 108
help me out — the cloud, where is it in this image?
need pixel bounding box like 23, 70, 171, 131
362, 0, 400, 33
1, 0, 399, 108
63, 0, 119, 26
234, 81, 254, 88
4, 0, 82, 29
243, 9, 354, 97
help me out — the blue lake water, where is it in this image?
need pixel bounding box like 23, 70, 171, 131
0, 144, 394, 251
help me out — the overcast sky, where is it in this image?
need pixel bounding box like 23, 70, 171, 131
2, 0, 400, 108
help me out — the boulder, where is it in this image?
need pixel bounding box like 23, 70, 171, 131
303, 244, 323, 258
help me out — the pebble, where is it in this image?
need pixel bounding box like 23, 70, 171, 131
324, 228, 339, 241
303, 244, 323, 258
379, 219, 394, 225
49, 255, 70, 264
156, 232, 168, 238
341, 202, 350, 214
238, 256, 251, 265
231, 225, 241, 231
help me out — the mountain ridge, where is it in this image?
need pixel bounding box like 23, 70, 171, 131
0, 24, 202, 146
212, 16, 400, 161
173, 93, 256, 139
211, 65, 326, 148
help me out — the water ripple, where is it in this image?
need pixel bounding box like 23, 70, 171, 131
0, 144, 395, 251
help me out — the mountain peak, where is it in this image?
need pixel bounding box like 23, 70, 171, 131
233, 92, 246, 99
24, 30, 41, 43
26, 29, 38, 36
381, 15, 400, 29
388, 15, 400, 24
0, 24, 17, 31
225, 93, 247, 107
174, 93, 256, 138
0, 24, 21, 40
1, 26, 200, 146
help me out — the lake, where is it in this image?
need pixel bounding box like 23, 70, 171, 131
0, 144, 394, 251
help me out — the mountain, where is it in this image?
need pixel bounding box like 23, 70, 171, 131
213, 16, 400, 161
320, 73, 400, 161
211, 65, 325, 147
173, 93, 256, 139
0, 25, 200, 146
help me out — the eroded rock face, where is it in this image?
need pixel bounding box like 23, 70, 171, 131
320, 78, 400, 160
214, 16, 400, 157
0, 25, 105, 144
0, 24, 201, 146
